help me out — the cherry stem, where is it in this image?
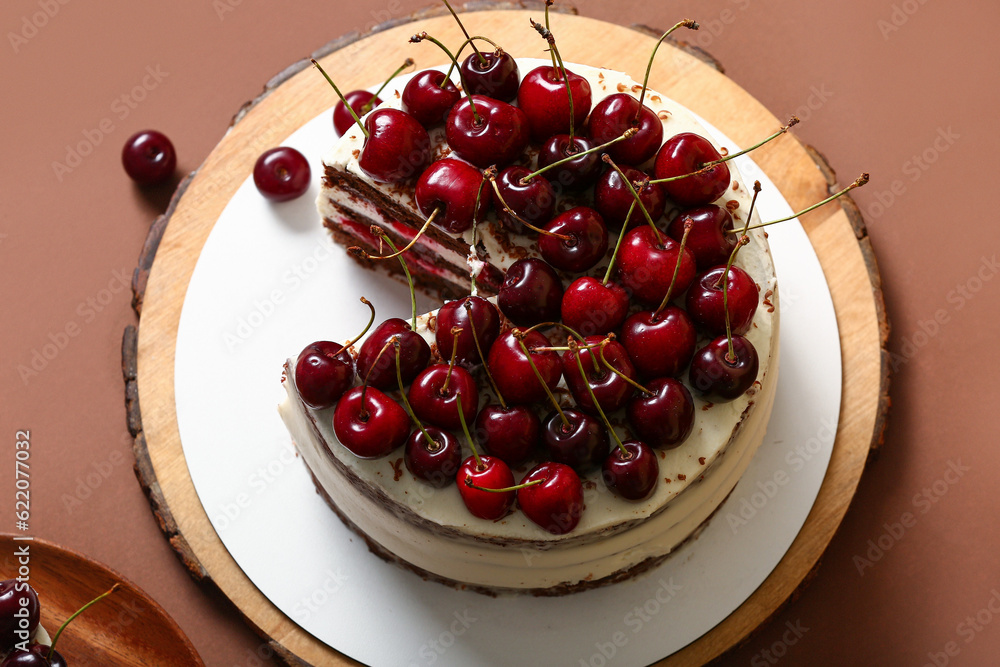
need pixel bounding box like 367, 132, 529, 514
455, 391, 482, 468
335, 297, 376, 357
517, 321, 597, 372
636, 19, 699, 120
464, 299, 506, 409
715, 181, 761, 290
312, 59, 369, 138
441, 326, 463, 394
354, 230, 419, 329
598, 339, 652, 395
486, 168, 571, 240
544, 0, 557, 69
736, 174, 870, 232
442, 0, 486, 64
653, 219, 692, 318
394, 339, 435, 445
411, 32, 481, 124
602, 154, 662, 245
361, 338, 396, 417
570, 340, 627, 456
723, 235, 750, 363
364, 58, 415, 114
520, 128, 638, 183
465, 477, 544, 493
49, 584, 121, 659
469, 177, 488, 294
517, 337, 568, 426
602, 200, 635, 284
354, 208, 440, 261
530, 17, 575, 142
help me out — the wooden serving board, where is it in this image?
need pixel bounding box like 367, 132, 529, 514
122, 4, 890, 665
0, 534, 204, 665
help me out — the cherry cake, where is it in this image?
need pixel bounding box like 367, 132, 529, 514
278, 54, 780, 595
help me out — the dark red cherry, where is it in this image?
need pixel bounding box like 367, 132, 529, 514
689, 335, 759, 402
446, 95, 530, 168
686, 266, 759, 336
28, 644, 66, 667
594, 165, 666, 231
402, 69, 461, 126
616, 226, 697, 306
358, 108, 431, 183
486, 329, 562, 406
460, 50, 520, 101
517, 66, 592, 143
459, 455, 516, 520
560, 277, 629, 338
542, 409, 610, 472
620, 307, 697, 379
666, 205, 737, 270
475, 404, 540, 466
121, 130, 176, 185
294, 341, 354, 409
355, 319, 431, 390
518, 461, 584, 534
253, 147, 311, 202
332, 386, 410, 459
1, 650, 48, 667
562, 336, 636, 414
588, 93, 664, 166
497, 258, 564, 327
414, 158, 488, 233
491, 166, 556, 233
654, 132, 731, 207
407, 365, 479, 430
0, 580, 39, 651
404, 426, 462, 487
435, 296, 501, 368
627, 377, 695, 449
539, 206, 609, 273
602, 441, 659, 500
333, 90, 381, 136
535, 134, 601, 190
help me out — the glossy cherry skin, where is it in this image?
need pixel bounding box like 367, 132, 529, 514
414, 158, 488, 233
446, 95, 530, 169
560, 277, 629, 338
492, 166, 556, 233
543, 408, 610, 472
562, 336, 636, 414
689, 335, 759, 402
358, 108, 431, 183
27, 644, 67, 667
518, 462, 584, 534
435, 296, 501, 368
667, 205, 736, 270
627, 377, 695, 449
407, 365, 479, 431
1, 650, 48, 667
620, 307, 697, 379
594, 165, 666, 231
497, 258, 564, 327
461, 49, 519, 101
588, 94, 664, 166
616, 226, 698, 306
603, 440, 659, 500
121, 130, 176, 185
294, 341, 354, 409
402, 69, 461, 126
517, 66, 592, 143
333, 90, 380, 136
404, 427, 462, 487
654, 132, 731, 207
535, 134, 601, 190
475, 404, 540, 466
686, 266, 759, 336
253, 147, 311, 202
333, 386, 410, 458
459, 455, 516, 520
0, 580, 39, 651
355, 319, 431, 390
487, 329, 562, 406
539, 206, 609, 273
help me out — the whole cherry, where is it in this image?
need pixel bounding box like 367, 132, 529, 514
446, 95, 530, 169
653, 132, 730, 207
602, 440, 659, 500
402, 69, 461, 127
542, 408, 610, 472
517, 461, 584, 534
0, 580, 39, 651
414, 158, 488, 233
333, 384, 410, 458
686, 264, 759, 336
121, 130, 176, 185
538, 207, 609, 274
689, 335, 759, 401
588, 94, 663, 166
497, 258, 564, 327
356, 318, 430, 390
435, 296, 500, 369
560, 277, 629, 338
489, 165, 556, 233
666, 205, 736, 270
627, 377, 695, 449
486, 329, 562, 406
535, 134, 602, 190
594, 165, 666, 231
333, 90, 380, 136
407, 328, 480, 431
562, 336, 637, 414
474, 404, 540, 467
253, 147, 311, 202
616, 225, 697, 306
459, 455, 517, 519
404, 426, 462, 487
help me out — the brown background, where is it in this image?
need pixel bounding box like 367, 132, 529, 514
0, 0, 996, 665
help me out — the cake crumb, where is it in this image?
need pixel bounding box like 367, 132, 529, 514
665, 478, 672, 483
351, 149, 360, 159
732, 180, 740, 191
763, 290, 775, 313
698, 457, 706, 465
677, 474, 687, 481
631, 84, 642, 94
726, 200, 740, 211
720, 147, 729, 157
702, 402, 714, 411
390, 457, 404, 482
617, 82, 628, 92
650, 94, 661, 103
657, 110, 671, 121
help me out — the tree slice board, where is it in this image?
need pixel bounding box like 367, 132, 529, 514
123, 5, 890, 666
0, 534, 204, 665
